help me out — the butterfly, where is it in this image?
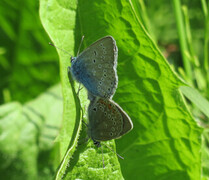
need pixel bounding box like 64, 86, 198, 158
70, 36, 118, 99
87, 96, 133, 147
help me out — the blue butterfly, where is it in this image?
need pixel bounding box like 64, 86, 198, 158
70, 36, 118, 99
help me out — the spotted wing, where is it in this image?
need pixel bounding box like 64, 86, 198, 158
116, 101, 133, 136
88, 97, 124, 141
72, 36, 118, 99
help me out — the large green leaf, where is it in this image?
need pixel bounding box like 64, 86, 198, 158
39, 0, 202, 179
0, 84, 62, 179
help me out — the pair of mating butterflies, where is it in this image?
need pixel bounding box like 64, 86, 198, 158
70, 36, 133, 147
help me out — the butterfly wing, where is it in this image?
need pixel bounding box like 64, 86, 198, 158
71, 36, 118, 98
115, 102, 133, 136
88, 97, 133, 141
88, 97, 128, 141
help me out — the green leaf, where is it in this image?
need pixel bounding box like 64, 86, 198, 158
180, 86, 209, 118
39, 0, 124, 179
39, 0, 202, 179
0, 84, 62, 179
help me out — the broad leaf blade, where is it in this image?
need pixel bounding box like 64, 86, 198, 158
75, 0, 202, 179
39, 0, 78, 161
0, 84, 62, 179
39, 0, 202, 179
40, 0, 124, 179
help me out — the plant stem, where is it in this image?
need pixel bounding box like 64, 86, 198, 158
172, 0, 192, 84
204, 3, 209, 77
201, 0, 209, 88
182, 6, 198, 67
201, 0, 208, 17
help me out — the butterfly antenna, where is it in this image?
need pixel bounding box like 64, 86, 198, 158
101, 145, 105, 168
76, 35, 85, 57
49, 42, 72, 56
102, 142, 124, 160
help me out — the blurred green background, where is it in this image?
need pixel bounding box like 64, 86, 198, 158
0, 1, 59, 104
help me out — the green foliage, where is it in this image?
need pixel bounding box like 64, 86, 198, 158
0, 0, 207, 179
0, 0, 59, 103
39, 0, 202, 179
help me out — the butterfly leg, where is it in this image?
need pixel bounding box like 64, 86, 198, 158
76, 83, 83, 96
67, 66, 71, 79
101, 145, 105, 168
78, 136, 89, 145
102, 142, 124, 160
67, 66, 83, 95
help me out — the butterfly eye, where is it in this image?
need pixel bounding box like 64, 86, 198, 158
93, 59, 96, 63
104, 112, 107, 116
71, 56, 76, 63
99, 81, 102, 85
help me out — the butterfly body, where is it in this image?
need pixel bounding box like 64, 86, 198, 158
70, 36, 118, 99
